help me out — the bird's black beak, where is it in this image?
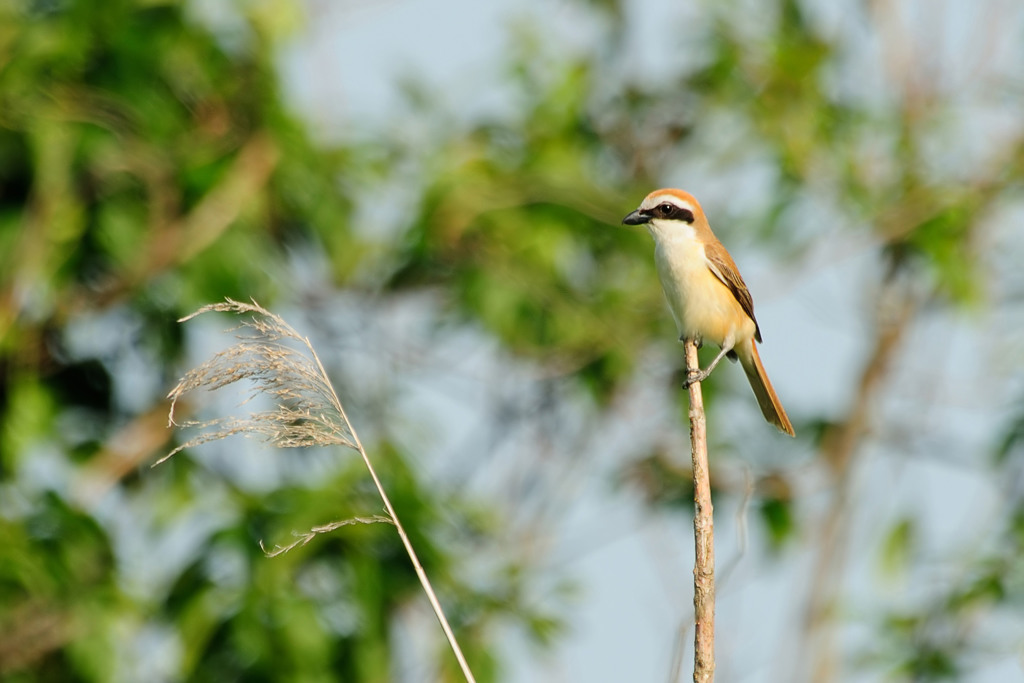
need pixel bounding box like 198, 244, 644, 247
622, 209, 650, 226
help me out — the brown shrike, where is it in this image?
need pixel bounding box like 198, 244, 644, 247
623, 189, 795, 436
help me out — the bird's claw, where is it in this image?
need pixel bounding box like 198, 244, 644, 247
682, 368, 710, 389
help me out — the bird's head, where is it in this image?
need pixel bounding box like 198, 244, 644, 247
622, 189, 706, 235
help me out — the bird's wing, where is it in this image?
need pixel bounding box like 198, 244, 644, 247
704, 249, 762, 343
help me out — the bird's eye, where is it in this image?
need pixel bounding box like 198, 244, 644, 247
659, 203, 674, 215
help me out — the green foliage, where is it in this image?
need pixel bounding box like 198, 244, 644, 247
0, 493, 119, 679
0, 0, 357, 332
995, 399, 1024, 464
863, 503, 1024, 681
380, 31, 702, 409
0, 1, 546, 680
2, 0, 1023, 680
879, 518, 917, 579
758, 496, 795, 552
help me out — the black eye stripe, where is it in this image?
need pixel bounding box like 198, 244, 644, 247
647, 203, 695, 223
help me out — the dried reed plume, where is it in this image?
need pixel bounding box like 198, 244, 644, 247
159, 298, 477, 683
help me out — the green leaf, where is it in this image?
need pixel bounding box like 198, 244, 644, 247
879, 518, 916, 578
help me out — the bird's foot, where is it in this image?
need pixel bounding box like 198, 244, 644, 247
682, 367, 711, 389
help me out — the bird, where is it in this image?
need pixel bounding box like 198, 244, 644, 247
623, 188, 795, 436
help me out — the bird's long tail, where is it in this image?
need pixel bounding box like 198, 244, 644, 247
739, 341, 795, 437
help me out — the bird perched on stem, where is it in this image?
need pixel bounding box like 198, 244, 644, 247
623, 189, 795, 437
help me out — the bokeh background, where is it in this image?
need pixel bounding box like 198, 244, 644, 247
2, 0, 1023, 681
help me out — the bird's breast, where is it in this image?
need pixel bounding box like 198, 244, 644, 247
651, 226, 751, 347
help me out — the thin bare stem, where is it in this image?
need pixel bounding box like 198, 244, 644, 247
161, 299, 477, 683
685, 340, 716, 683
330, 385, 479, 683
